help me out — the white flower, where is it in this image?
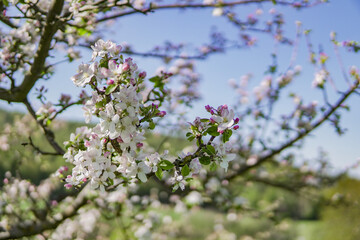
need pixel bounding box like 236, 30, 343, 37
91, 39, 117, 61
137, 162, 151, 182
190, 158, 202, 174
71, 62, 97, 87
215, 142, 236, 171
170, 171, 187, 191
212, 7, 223, 16
99, 102, 120, 139
312, 69, 328, 88
212, 106, 235, 132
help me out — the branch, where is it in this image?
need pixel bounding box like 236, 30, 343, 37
24, 98, 65, 155
247, 176, 306, 193
24, 136, 63, 156
0, 0, 65, 103
0, 14, 18, 28
227, 80, 360, 180
96, 0, 305, 23
0, 186, 91, 240
50, 99, 84, 121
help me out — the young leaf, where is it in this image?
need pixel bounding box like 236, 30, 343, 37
181, 164, 190, 177
207, 126, 220, 136
159, 160, 174, 170
149, 121, 156, 130
206, 145, 216, 155
199, 156, 211, 165
105, 84, 118, 95
222, 129, 233, 143
210, 162, 218, 171
155, 168, 163, 180
187, 136, 195, 142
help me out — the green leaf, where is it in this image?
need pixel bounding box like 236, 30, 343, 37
181, 164, 190, 177
186, 132, 192, 137
105, 84, 117, 95
108, 177, 114, 186
210, 162, 218, 171
149, 121, 155, 130
187, 136, 195, 142
222, 129, 233, 143
199, 156, 211, 165
155, 168, 163, 180
271, 0, 277, 4
172, 184, 179, 192
77, 28, 92, 37
200, 118, 209, 122
65, 142, 73, 149
149, 76, 161, 83
95, 98, 107, 108
206, 145, 216, 155
2, 0, 9, 7
159, 160, 174, 170
207, 126, 220, 136
149, 76, 165, 89
190, 125, 197, 132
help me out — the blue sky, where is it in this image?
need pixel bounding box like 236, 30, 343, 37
2, 0, 359, 175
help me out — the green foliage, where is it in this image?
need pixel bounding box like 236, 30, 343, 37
313, 177, 360, 240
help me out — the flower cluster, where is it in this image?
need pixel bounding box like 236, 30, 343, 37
64, 40, 238, 192
64, 39, 168, 191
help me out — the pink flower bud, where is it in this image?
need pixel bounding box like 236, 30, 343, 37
84, 140, 91, 147
139, 71, 147, 78
51, 200, 58, 206
117, 137, 124, 143
234, 118, 239, 124
205, 105, 212, 112
82, 178, 87, 182
233, 125, 239, 130
157, 111, 166, 117
136, 142, 143, 148
107, 79, 114, 85
3, 178, 8, 184
64, 183, 72, 189
104, 151, 111, 158
217, 129, 224, 134
125, 57, 133, 62
122, 62, 130, 71
209, 117, 216, 124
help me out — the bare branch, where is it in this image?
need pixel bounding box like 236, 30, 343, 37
96, 0, 311, 23
24, 136, 63, 156
227, 80, 360, 180
24, 98, 65, 155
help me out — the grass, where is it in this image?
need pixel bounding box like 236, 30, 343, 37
295, 220, 323, 240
